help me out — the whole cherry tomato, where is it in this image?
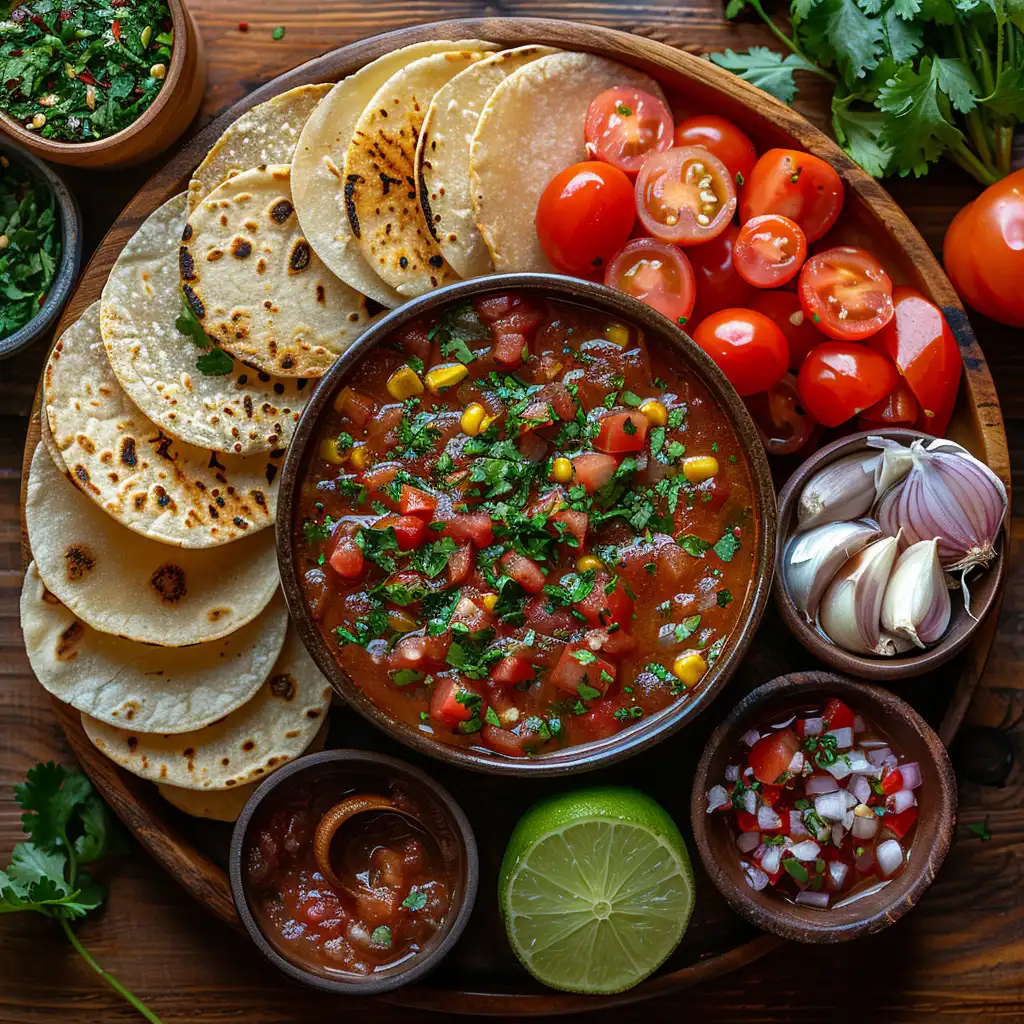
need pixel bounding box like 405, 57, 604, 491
741, 149, 844, 243
635, 146, 737, 244
751, 290, 823, 371
693, 308, 789, 396
536, 161, 636, 275
585, 87, 675, 175
744, 372, 820, 455
943, 168, 1024, 328
798, 246, 894, 341
733, 213, 807, 288
797, 342, 899, 427
687, 224, 757, 327
868, 287, 961, 434
673, 114, 758, 188
605, 237, 696, 325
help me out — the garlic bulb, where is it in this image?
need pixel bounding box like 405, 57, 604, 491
868, 435, 914, 497
784, 520, 881, 622
881, 539, 951, 648
797, 452, 880, 531
819, 536, 899, 655
875, 438, 1006, 573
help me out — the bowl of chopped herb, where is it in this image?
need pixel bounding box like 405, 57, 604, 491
0, 139, 80, 357
0, 0, 206, 169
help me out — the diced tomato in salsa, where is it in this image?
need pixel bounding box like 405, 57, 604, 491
595, 412, 648, 454
328, 538, 364, 578
374, 515, 426, 551
551, 643, 617, 696
399, 485, 438, 517
491, 654, 536, 687
430, 679, 480, 726
501, 551, 547, 594
442, 513, 494, 548
576, 573, 634, 629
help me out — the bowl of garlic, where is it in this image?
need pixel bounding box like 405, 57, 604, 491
774, 429, 1008, 680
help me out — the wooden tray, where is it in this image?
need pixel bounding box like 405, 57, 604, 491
20, 17, 1010, 1016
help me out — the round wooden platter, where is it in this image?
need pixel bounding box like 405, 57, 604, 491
20, 17, 1010, 1016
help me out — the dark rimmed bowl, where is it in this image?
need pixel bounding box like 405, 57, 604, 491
690, 671, 957, 943
277, 272, 777, 776
0, 140, 81, 358
229, 749, 479, 996
773, 429, 1007, 681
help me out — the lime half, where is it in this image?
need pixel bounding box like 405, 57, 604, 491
498, 787, 695, 995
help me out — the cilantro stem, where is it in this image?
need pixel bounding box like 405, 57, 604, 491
59, 917, 165, 1024
947, 138, 1001, 185
747, 0, 838, 84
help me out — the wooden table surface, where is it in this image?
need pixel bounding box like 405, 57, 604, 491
2, 2, 1023, 1021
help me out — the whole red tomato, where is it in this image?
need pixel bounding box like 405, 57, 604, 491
686, 224, 757, 326
943, 168, 1024, 328
693, 308, 788, 396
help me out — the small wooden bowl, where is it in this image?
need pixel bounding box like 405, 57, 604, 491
277, 272, 777, 776
774, 429, 1007, 681
0, 0, 206, 169
0, 140, 82, 358
228, 749, 479, 995
690, 670, 957, 943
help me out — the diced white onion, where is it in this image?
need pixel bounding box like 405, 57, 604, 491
736, 831, 761, 853
744, 766, 754, 777
831, 823, 845, 847
724, 764, 739, 782
802, 716, 824, 737
760, 845, 782, 875
806, 774, 839, 795
852, 813, 879, 839
828, 726, 854, 749
789, 811, 809, 837
742, 789, 757, 815
706, 784, 729, 813
789, 840, 821, 861
828, 860, 849, 890
900, 762, 923, 790
853, 714, 866, 733
787, 751, 805, 774
847, 754, 879, 776
757, 804, 782, 830
849, 775, 872, 805
740, 729, 760, 748
795, 890, 830, 908
842, 809, 855, 831
867, 746, 893, 767
888, 789, 917, 814
814, 791, 850, 822
826, 758, 852, 781
741, 860, 769, 891
882, 754, 899, 772
770, 716, 797, 730
876, 838, 904, 877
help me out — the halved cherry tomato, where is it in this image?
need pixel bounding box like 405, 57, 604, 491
748, 728, 801, 784
744, 372, 820, 456
585, 87, 674, 175
501, 551, 546, 594
733, 214, 807, 288
571, 452, 619, 492
536, 161, 636, 275
692, 308, 788, 396
595, 411, 648, 453
328, 538, 364, 579
373, 515, 426, 551
751, 290, 822, 371
673, 114, 757, 188
442, 513, 494, 548
799, 246, 894, 341
741, 149, 843, 243
430, 679, 479, 726
687, 224, 757, 327
797, 343, 899, 427
635, 146, 737, 245
398, 484, 438, 517
868, 287, 961, 435
857, 377, 919, 431
551, 643, 617, 695
604, 237, 695, 325
822, 698, 855, 730
576, 573, 633, 629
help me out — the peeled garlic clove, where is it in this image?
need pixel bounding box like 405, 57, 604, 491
784, 520, 881, 622
797, 452, 880, 531
819, 536, 899, 655
868, 435, 914, 497
881, 539, 951, 648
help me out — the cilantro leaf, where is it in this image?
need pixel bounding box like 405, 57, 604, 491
831, 92, 894, 176
195, 346, 235, 376
713, 532, 742, 562
967, 819, 992, 840
799, 0, 886, 82
710, 47, 821, 104
678, 534, 711, 557
402, 889, 428, 911
14, 763, 93, 855
577, 681, 602, 700
429, 303, 488, 364
371, 925, 392, 947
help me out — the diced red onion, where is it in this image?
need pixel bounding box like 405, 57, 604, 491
814, 791, 851, 822
806, 774, 839, 795
867, 746, 893, 767
740, 729, 760, 748
802, 716, 824, 736
855, 846, 876, 873
706, 785, 729, 813
849, 775, 872, 805
828, 726, 854, 749
760, 845, 782, 875
742, 789, 757, 815
888, 789, 917, 814
789, 811, 809, 837
876, 838, 904, 877
741, 860, 769, 891
789, 840, 821, 861
736, 831, 761, 853
787, 751, 805, 774
853, 714, 866, 734
724, 764, 739, 782
828, 860, 849, 890
899, 762, 923, 789
795, 890, 830, 908
757, 805, 782, 830
831, 823, 846, 847
852, 813, 879, 839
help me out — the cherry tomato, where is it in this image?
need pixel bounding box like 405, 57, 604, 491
943, 168, 1024, 328
868, 287, 961, 435
673, 114, 757, 188
732, 213, 807, 288
741, 148, 843, 243
797, 342, 899, 427
692, 308, 788, 396
635, 146, 737, 244
604, 237, 695, 325
686, 224, 757, 326
744, 372, 820, 456
857, 377, 920, 431
751, 290, 822, 370
798, 246, 895, 341
536, 161, 636, 275
585, 87, 674, 175
749, 728, 801, 784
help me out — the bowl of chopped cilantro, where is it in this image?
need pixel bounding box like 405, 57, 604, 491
0, 0, 206, 169
0, 139, 80, 355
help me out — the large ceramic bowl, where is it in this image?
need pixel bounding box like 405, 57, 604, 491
277, 273, 777, 775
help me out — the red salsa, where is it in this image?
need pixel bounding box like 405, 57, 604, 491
705, 697, 922, 909
245, 780, 455, 974
295, 292, 756, 757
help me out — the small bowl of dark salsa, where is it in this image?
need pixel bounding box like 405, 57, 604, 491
229, 749, 478, 994
690, 671, 956, 943
278, 274, 776, 775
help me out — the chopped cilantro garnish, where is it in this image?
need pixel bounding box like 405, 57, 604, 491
576, 681, 601, 700
485, 706, 502, 727
620, 390, 642, 407
401, 889, 427, 911
713, 532, 741, 563
717, 589, 734, 608
677, 534, 710, 557
967, 820, 992, 841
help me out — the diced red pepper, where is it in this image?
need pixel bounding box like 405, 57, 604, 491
328, 538, 364, 579
886, 806, 918, 839
398, 484, 438, 517
111, 18, 121, 41
736, 811, 759, 832
575, 573, 634, 630
501, 551, 546, 594
880, 767, 905, 796
374, 515, 426, 551
595, 412, 648, 454
491, 654, 535, 687
822, 698, 856, 731
551, 644, 616, 696
442, 513, 494, 548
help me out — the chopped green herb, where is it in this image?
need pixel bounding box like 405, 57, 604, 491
717, 589, 734, 608
783, 858, 809, 884
713, 532, 741, 563
371, 925, 392, 947
272, 26, 286, 40
967, 820, 992, 841
677, 534, 711, 557
485, 705, 502, 727
576, 681, 601, 701
401, 889, 427, 911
